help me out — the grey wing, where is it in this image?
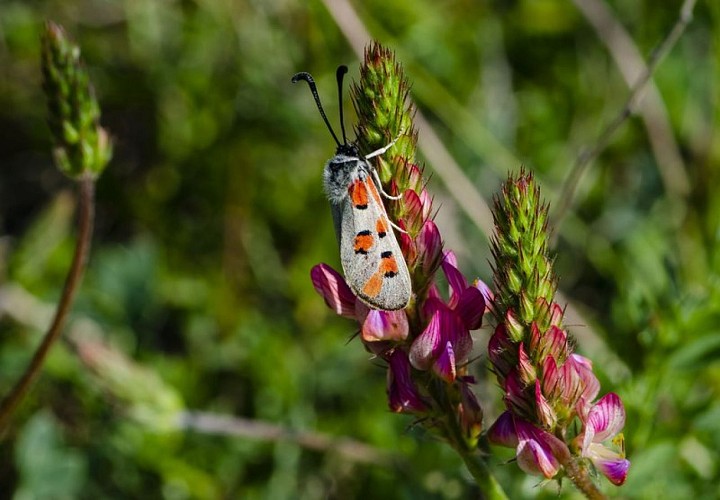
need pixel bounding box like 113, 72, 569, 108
338, 195, 411, 311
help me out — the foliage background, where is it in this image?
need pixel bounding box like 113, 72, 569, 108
1, 0, 719, 498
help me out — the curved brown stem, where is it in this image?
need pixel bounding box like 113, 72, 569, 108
0, 176, 95, 435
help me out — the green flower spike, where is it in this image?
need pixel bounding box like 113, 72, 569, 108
41, 21, 112, 179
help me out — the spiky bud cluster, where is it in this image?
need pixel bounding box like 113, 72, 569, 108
487, 171, 629, 487
41, 21, 112, 179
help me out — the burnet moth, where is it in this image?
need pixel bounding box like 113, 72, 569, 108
292, 66, 412, 310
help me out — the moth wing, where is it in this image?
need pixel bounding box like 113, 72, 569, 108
339, 177, 411, 311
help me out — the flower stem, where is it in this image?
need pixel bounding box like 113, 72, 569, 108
455, 446, 508, 500
560, 455, 607, 500
0, 175, 95, 435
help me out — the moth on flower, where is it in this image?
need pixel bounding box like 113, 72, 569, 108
293, 66, 411, 310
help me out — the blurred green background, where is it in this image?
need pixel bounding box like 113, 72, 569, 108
1, 0, 719, 498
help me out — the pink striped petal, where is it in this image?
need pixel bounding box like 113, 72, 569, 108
584, 393, 626, 447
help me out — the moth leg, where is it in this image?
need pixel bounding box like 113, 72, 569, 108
363, 129, 405, 159
371, 168, 403, 201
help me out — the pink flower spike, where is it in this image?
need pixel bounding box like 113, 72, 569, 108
455, 286, 485, 330
361, 309, 409, 343
487, 411, 518, 448
515, 419, 570, 479
311, 264, 357, 318
387, 349, 428, 414
433, 341, 457, 383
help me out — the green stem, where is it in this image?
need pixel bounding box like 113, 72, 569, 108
456, 446, 508, 500
0, 176, 95, 435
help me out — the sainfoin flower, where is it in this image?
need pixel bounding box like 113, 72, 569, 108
309, 43, 488, 453
486, 171, 630, 493
409, 252, 484, 383
578, 393, 630, 485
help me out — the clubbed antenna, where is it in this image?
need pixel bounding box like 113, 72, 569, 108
292, 70, 342, 147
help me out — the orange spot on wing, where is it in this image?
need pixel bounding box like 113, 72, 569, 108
379, 254, 399, 276
354, 232, 374, 254
349, 180, 369, 208
376, 218, 388, 236
363, 273, 383, 298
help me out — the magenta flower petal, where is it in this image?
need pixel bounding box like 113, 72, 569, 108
387, 349, 428, 413
473, 279, 494, 314
361, 309, 409, 342
417, 220, 443, 275
441, 252, 467, 306
515, 419, 570, 479
487, 411, 518, 448
433, 340, 457, 383
443, 249, 459, 269
455, 285, 485, 330
409, 308, 443, 370
310, 263, 357, 318
411, 299, 471, 374
588, 444, 630, 486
